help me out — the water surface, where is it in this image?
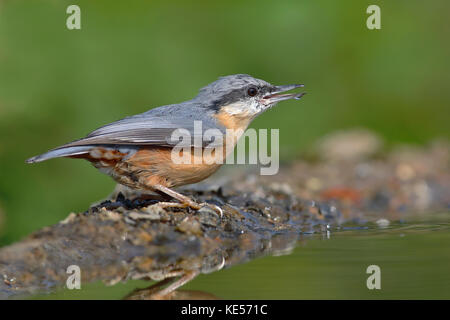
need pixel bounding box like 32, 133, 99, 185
33, 216, 450, 299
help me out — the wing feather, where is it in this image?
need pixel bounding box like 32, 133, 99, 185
59, 104, 225, 149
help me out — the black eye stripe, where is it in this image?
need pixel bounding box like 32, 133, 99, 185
211, 85, 269, 111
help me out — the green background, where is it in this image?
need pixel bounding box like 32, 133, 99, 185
0, 0, 449, 299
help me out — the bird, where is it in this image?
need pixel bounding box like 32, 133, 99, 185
26, 74, 305, 213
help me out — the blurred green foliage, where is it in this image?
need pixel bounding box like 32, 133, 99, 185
0, 0, 449, 251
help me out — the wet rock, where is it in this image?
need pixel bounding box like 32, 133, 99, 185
198, 206, 220, 227
316, 129, 382, 162
176, 217, 203, 236
130, 208, 161, 221
368, 191, 391, 212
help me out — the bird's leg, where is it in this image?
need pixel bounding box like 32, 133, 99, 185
124, 270, 199, 300
152, 184, 223, 216
153, 184, 201, 209
150, 270, 199, 299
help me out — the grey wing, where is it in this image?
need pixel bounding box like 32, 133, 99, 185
26, 104, 226, 163
63, 105, 225, 148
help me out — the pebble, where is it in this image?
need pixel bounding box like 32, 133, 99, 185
306, 177, 322, 191
376, 218, 390, 228
60, 212, 77, 224
198, 206, 220, 227
129, 211, 160, 221
396, 163, 415, 181
176, 217, 203, 236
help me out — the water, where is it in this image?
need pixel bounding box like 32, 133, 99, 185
31, 216, 450, 299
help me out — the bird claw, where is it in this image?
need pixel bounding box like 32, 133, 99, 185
199, 203, 223, 218
151, 201, 223, 219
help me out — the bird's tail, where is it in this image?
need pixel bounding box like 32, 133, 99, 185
26, 146, 93, 164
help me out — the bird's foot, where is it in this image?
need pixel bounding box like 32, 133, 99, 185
150, 200, 222, 218
198, 203, 223, 218
180, 198, 223, 218
151, 184, 223, 217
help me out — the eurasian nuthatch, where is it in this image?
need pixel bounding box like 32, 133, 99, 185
27, 74, 305, 213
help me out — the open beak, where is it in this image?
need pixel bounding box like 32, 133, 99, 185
262, 84, 306, 105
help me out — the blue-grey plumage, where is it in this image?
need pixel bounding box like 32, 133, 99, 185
25, 103, 226, 163
27, 74, 304, 164
26, 74, 305, 212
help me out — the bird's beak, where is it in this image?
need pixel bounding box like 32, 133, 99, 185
261, 84, 306, 105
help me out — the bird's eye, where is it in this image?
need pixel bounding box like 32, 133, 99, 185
247, 87, 258, 97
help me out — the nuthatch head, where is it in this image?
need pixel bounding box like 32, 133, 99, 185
195, 74, 305, 120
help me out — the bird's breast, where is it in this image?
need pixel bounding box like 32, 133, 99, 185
214, 105, 253, 132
